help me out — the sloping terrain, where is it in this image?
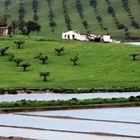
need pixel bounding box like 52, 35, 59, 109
0, 0, 140, 40
0, 37, 140, 90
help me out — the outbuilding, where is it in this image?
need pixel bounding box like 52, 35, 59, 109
0, 27, 8, 36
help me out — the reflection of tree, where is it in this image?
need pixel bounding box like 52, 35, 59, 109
32, 0, 39, 22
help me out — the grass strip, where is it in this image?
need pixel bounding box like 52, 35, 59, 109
0, 96, 140, 108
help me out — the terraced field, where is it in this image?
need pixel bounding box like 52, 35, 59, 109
0, 0, 140, 40
0, 107, 140, 140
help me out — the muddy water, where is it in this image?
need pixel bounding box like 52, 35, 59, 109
0, 92, 140, 102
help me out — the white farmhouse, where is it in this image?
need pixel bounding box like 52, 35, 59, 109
62, 31, 120, 43
62, 31, 92, 41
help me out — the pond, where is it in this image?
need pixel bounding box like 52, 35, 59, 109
0, 92, 140, 102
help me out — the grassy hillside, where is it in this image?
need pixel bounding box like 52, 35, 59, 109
0, 36, 140, 90
0, 0, 140, 40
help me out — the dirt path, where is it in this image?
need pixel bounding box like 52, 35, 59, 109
0, 136, 35, 140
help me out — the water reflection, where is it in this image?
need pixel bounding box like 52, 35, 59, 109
125, 42, 140, 45
0, 92, 140, 102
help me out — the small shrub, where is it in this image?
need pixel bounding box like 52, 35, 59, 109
8, 53, 15, 61
129, 96, 135, 101
20, 62, 31, 71
70, 54, 79, 66
0, 46, 9, 56
55, 47, 64, 56
130, 53, 139, 61
39, 55, 48, 64
14, 58, 24, 66
14, 40, 25, 49
34, 53, 48, 64
34, 52, 43, 59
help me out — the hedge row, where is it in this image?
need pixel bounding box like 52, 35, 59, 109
0, 96, 140, 108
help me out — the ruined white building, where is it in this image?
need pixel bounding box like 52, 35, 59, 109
0, 27, 8, 36
101, 35, 120, 43
62, 31, 120, 43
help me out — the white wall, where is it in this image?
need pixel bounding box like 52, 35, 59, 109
102, 35, 111, 42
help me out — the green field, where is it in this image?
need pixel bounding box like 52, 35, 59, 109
0, 0, 140, 40
0, 36, 140, 90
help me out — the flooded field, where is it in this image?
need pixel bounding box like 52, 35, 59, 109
0, 107, 140, 140
0, 92, 140, 102
27, 107, 140, 123
0, 127, 137, 140
0, 91, 140, 140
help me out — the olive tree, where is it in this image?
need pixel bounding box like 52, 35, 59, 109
55, 47, 64, 56
130, 53, 139, 61
8, 53, 15, 61
130, 52, 139, 61
0, 46, 9, 56
34, 53, 48, 64
40, 72, 50, 82
14, 40, 25, 49
39, 55, 48, 64
70, 54, 79, 65
14, 58, 23, 66
34, 52, 42, 59
20, 62, 31, 71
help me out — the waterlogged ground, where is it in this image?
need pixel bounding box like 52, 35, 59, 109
0, 107, 140, 140
0, 92, 140, 102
